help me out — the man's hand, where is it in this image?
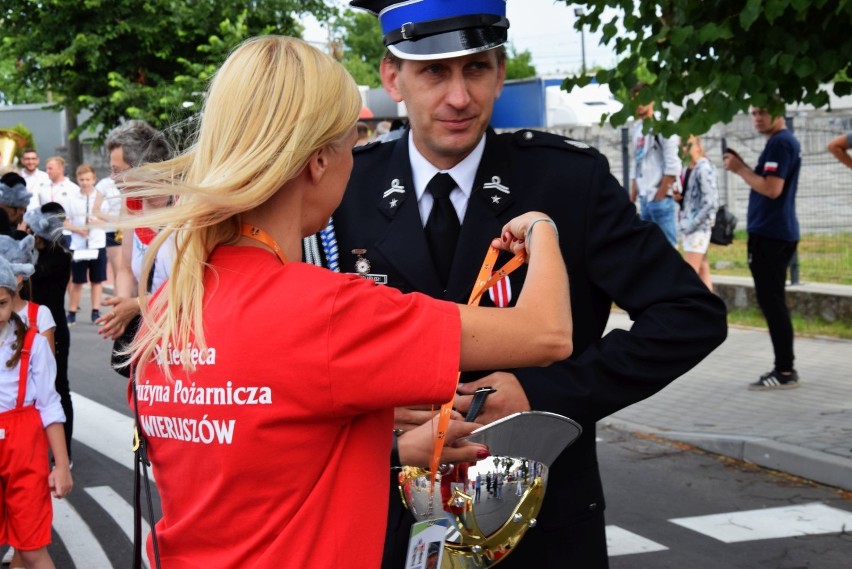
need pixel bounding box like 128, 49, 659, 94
397, 419, 488, 468
455, 372, 530, 425
722, 149, 747, 175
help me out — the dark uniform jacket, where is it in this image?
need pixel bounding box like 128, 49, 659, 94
331, 128, 728, 567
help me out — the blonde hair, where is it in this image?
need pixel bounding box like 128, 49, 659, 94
124, 36, 361, 378
76, 163, 96, 177
46, 156, 65, 167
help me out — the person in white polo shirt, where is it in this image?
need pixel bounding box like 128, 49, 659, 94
65, 164, 106, 325
19, 148, 50, 212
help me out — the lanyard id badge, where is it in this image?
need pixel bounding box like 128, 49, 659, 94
404, 518, 451, 569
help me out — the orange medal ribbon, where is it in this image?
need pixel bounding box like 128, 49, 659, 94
428, 246, 527, 486
240, 224, 288, 265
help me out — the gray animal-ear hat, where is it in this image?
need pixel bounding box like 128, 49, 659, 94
0, 235, 35, 279
0, 256, 21, 292
24, 208, 65, 242
0, 172, 34, 209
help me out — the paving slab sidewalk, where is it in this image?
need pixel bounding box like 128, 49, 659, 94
601, 310, 852, 491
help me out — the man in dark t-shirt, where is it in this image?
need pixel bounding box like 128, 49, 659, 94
724, 106, 801, 390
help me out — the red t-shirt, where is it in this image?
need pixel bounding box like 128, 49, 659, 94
132, 246, 460, 568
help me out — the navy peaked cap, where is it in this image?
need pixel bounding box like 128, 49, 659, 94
350, 0, 509, 60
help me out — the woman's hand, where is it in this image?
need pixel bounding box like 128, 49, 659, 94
96, 296, 141, 340
490, 211, 553, 257
397, 419, 489, 468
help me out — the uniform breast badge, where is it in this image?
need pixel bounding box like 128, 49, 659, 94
352, 249, 371, 276
351, 249, 388, 284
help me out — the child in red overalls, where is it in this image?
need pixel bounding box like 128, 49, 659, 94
0, 256, 71, 569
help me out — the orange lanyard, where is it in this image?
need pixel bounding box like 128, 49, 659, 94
429, 246, 526, 485
240, 224, 288, 265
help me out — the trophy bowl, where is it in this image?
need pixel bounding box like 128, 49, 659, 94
0, 129, 27, 168
399, 412, 582, 568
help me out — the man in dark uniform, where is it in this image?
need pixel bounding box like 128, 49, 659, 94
324, 1, 728, 567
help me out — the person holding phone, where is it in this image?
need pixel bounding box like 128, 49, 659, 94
724, 105, 801, 390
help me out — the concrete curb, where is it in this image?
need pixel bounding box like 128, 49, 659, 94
600, 417, 852, 492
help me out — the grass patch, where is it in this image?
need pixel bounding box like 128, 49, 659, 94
707, 231, 852, 285
726, 307, 852, 340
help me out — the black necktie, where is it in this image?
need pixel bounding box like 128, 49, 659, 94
424, 173, 460, 287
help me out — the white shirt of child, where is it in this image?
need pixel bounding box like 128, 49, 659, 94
17, 302, 57, 334
0, 325, 63, 427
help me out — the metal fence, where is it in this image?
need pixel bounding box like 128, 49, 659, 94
539, 109, 852, 285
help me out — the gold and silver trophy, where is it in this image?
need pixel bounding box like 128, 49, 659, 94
398, 411, 581, 568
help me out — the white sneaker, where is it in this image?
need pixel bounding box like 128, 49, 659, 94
2, 547, 15, 565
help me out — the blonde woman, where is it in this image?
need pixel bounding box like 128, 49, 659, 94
680, 136, 719, 290
124, 36, 572, 568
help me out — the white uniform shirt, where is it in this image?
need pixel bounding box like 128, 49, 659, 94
0, 324, 63, 427
409, 135, 485, 226
37, 177, 80, 212
21, 169, 50, 212
66, 189, 107, 250
17, 302, 57, 334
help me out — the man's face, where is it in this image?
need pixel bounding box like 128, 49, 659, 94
45, 160, 63, 182
635, 101, 654, 120
750, 107, 782, 135
109, 147, 131, 181
21, 151, 39, 173
381, 50, 505, 170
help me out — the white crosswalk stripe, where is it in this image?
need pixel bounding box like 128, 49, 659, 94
52, 497, 112, 568
670, 502, 852, 543
72, 392, 154, 480
85, 486, 150, 569
606, 525, 668, 556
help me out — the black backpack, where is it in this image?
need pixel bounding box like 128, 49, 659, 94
710, 205, 737, 246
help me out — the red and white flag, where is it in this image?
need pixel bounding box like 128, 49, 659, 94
764, 161, 779, 172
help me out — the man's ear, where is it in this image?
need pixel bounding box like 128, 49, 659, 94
380, 57, 404, 103
307, 147, 330, 185
495, 56, 507, 99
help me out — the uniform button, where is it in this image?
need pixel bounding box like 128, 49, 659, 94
523, 131, 533, 141
588, 502, 598, 511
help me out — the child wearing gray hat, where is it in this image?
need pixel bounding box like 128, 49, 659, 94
23, 204, 74, 465
23, 207, 65, 243
0, 172, 34, 227
0, 255, 72, 568
0, 234, 58, 353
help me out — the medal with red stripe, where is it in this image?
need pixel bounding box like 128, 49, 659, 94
428, 245, 526, 488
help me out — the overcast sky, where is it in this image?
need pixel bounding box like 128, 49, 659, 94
301, 1, 620, 76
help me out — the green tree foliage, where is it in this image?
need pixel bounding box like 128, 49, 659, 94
504, 45, 537, 80
334, 10, 537, 87
0, 0, 336, 141
335, 9, 385, 87
562, 0, 852, 137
